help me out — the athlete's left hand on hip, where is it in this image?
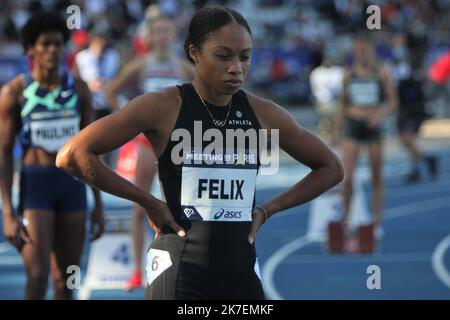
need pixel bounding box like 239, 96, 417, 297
248, 207, 267, 245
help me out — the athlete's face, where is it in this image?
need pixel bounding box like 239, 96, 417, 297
148, 19, 176, 49
28, 31, 64, 70
191, 22, 252, 95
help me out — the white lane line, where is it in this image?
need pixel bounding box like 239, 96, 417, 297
262, 195, 450, 299
262, 178, 368, 299
384, 181, 450, 199
261, 236, 310, 300
431, 234, 450, 290
384, 196, 450, 220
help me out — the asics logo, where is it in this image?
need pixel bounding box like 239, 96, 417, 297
214, 208, 242, 220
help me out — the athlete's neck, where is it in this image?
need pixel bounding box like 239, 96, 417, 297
90, 42, 105, 57
355, 61, 374, 75
32, 64, 61, 90
192, 79, 232, 107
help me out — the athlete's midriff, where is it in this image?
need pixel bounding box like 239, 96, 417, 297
346, 105, 382, 120
22, 148, 57, 167
16, 93, 55, 166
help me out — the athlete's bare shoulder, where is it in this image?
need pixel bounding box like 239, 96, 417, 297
0, 74, 25, 111
2, 74, 25, 95
141, 85, 181, 113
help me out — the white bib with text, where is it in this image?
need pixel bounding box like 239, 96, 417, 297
30, 116, 80, 153
180, 166, 257, 222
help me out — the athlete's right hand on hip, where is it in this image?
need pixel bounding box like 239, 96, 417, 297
145, 201, 186, 239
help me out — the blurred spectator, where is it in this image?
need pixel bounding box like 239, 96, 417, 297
396, 64, 437, 183
132, 4, 162, 58
1, 0, 450, 106
75, 28, 119, 117
66, 30, 90, 72
310, 57, 344, 138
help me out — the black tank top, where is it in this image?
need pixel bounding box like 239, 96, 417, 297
158, 83, 262, 234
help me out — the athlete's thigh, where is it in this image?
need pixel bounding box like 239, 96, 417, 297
21, 209, 55, 275
145, 233, 197, 300
368, 142, 383, 179
341, 139, 360, 180
56, 169, 87, 214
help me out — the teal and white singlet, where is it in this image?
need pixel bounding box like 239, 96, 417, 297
19, 71, 81, 153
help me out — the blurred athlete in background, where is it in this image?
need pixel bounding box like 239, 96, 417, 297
333, 35, 398, 247
0, 12, 104, 300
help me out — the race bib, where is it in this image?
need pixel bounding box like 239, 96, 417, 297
180, 166, 257, 222
30, 116, 80, 153
146, 248, 172, 286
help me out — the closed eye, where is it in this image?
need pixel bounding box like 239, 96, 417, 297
216, 54, 231, 60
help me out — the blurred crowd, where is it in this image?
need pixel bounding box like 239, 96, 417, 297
1, 0, 450, 114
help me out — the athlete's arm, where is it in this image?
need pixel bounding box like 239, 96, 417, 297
246, 94, 344, 242
75, 78, 105, 241
56, 88, 186, 237
367, 65, 398, 128
104, 58, 146, 112
0, 76, 31, 248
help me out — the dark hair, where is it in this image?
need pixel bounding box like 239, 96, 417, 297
184, 6, 252, 63
19, 11, 70, 52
